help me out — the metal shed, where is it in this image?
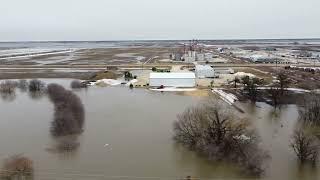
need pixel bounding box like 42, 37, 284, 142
195, 65, 215, 78
149, 72, 196, 87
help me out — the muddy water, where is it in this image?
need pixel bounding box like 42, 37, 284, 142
241, 102, 320, 180
0, 79, 319, 180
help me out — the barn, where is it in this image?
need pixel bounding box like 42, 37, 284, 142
149, 72, 196, 87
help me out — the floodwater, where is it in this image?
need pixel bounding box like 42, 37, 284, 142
0, 79, 319, 180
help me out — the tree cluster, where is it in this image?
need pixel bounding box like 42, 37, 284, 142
47, 83, 85, 137
241, 76, 262, 102
173, 100, 267, 176
290, 94, 320, 164
276, 71, 289, 95
265, 71, 290, 107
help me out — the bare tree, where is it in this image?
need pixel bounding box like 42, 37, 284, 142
241, 76, 261, 102
267, 84, 282, 107
28, 79, 45, 92
0, 81, 17, 101
233, 77, 240, 88
277, 71, 289, 95
0, 80, 17, 94
299, 94, 320, 126
291, 128, 319, 164
1, 155, 33, 179
173, 100, 267, 176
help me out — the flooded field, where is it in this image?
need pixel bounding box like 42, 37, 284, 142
0, 42, 175, 65
0, 79, 319, 179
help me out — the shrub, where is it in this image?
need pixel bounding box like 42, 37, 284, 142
0, 80, 17, 94
291, 128, 319, 164
1, 155, 33, 179
70, 80, 87, 89
124, 71, 133, 81
28, 79, 45, 92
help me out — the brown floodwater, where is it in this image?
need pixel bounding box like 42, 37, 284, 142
0, 79, 319, 180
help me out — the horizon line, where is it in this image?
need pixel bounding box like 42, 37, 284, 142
1, 37, 320, 43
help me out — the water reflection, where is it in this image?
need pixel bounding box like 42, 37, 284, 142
172, 143, 246, 179
28, 91, 46, 100
0, 80, 17, 102
46, 135, 80, 157
0, 92, 16, 102
17, 79, 28, 92
294, 163, 320, 180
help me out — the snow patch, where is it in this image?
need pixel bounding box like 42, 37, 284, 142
150, 87, 197, 92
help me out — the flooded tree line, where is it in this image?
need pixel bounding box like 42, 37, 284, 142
239, 71, 320, 164
173, 93, 320, 177
0, 80, 85, 179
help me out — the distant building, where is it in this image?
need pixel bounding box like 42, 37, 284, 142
180, 51, 214, 62
204, 53, 214, 60
183, 51, 196, 62
214, 68, 234, 74
175, 53, 182, 61
195, 65, 216, 78
195, 53, 204, 61
149, 72, 196, 87
291, 50, 312, 58
249, 54, 277, 63
170, 52, 183, 61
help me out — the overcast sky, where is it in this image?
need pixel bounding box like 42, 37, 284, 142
0, 0, 319, 41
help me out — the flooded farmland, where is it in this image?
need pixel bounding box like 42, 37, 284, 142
0, 79, 319, 180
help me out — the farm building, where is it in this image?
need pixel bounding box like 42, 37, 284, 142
149, 72, 196, 87
195, 65, 216, 78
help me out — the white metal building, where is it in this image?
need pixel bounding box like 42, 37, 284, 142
195, 65, 215, 78
149, 72, 196, 87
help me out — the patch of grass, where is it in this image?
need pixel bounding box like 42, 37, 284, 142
89, 71, 118, 80
235, 68, 273, 84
